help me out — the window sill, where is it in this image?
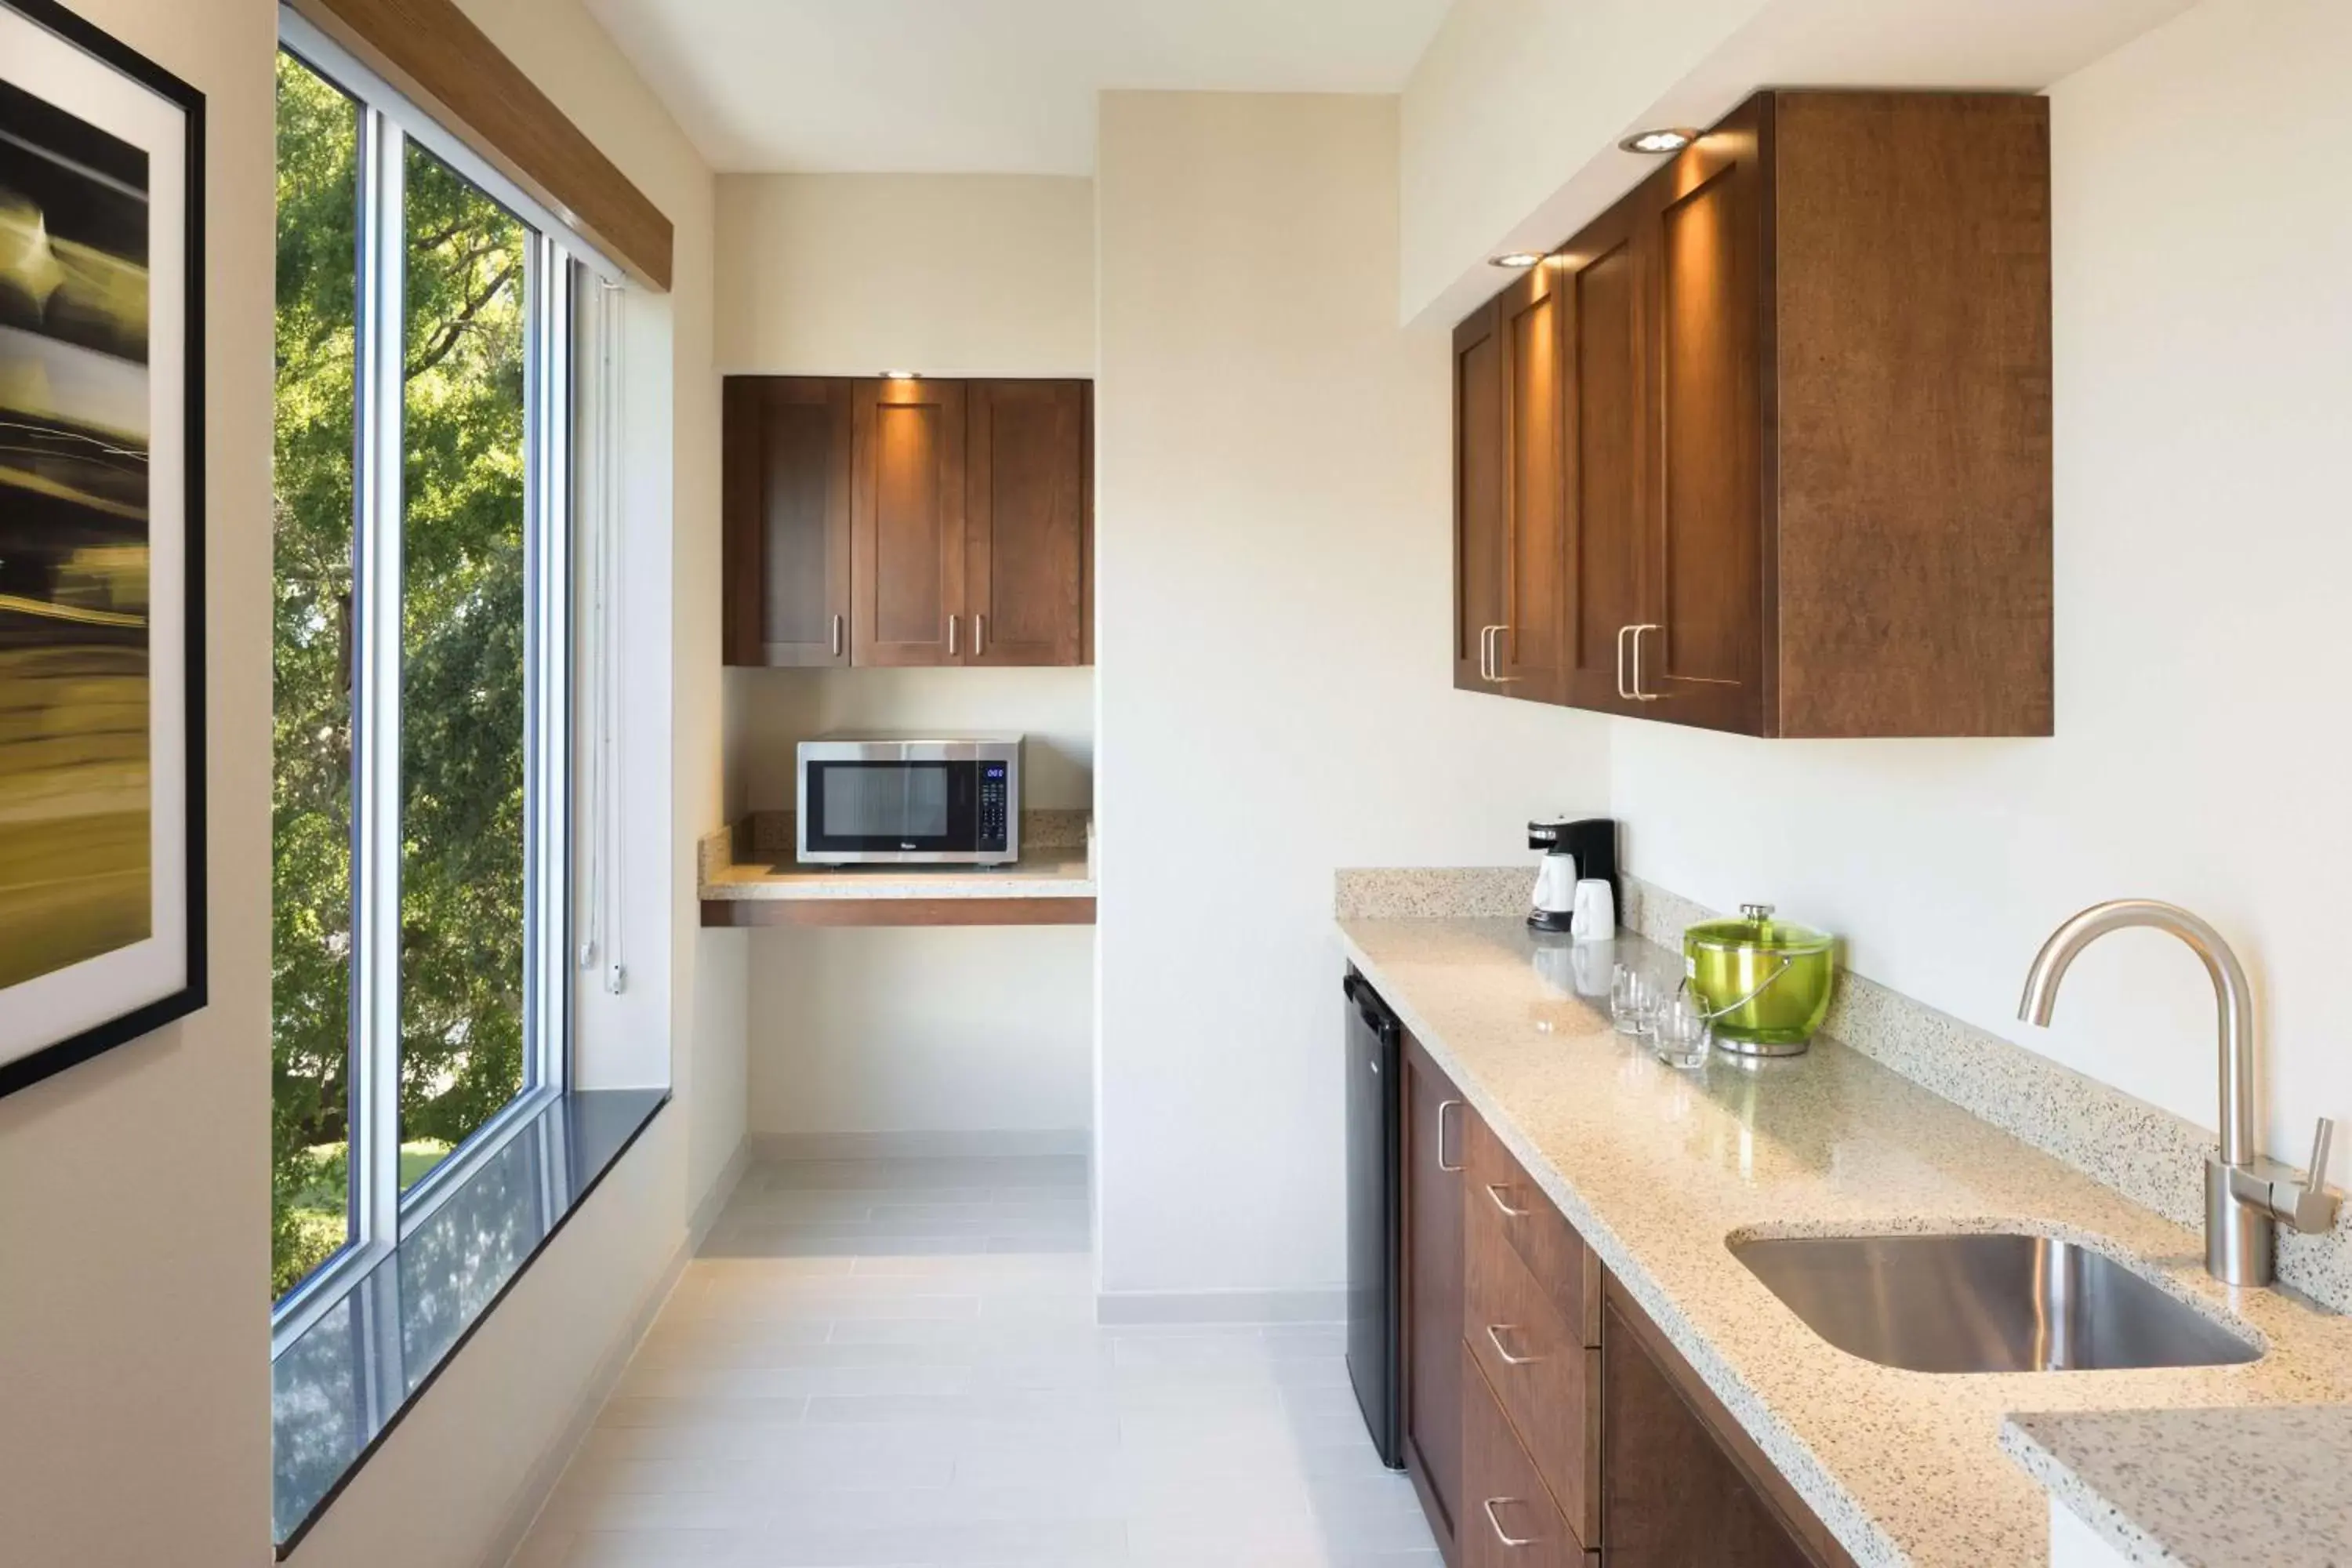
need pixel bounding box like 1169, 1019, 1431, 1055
270, 1087, 666, 1555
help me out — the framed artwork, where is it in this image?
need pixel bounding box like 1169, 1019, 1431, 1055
0, 0, 205, 1098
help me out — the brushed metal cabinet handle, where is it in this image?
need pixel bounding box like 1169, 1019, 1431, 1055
1486, 1323, 1541, 1366
1485, 1181, 1533, 1219
1630, 623, 1661, 702
1491, 623, 1519, 684
830, 613, 843, 658
1483, 1497, 1537, 1548
1437, 1098, 1465, 1173
975, 613, 985, 657
948, 614, 958, 655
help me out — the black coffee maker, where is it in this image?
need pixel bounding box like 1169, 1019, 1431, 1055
1527, 817, 1618, 933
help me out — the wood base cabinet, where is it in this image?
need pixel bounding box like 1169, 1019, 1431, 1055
1454, 89, 2053, 738
1404, 1039, 1468, 1563
1599, 1275, 1854, 1568
1363, 973, 1855, 1568
1465, 1345, 1595, 1567
724, 376, 1091, 669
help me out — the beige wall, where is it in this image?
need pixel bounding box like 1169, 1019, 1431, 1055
715, 172, 1094, 376
0, 0, 276, 1561
1094, 91, 1613, 1308
1610, 0, 2352, 1189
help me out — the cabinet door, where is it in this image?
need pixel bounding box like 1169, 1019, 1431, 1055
1465, 1345, 1593, 1568
1404, 1039, 1468, 1561
1600, 1279, 1844, 1568
1495, 265, 1568, 702
1640, 106, 1766, 733
1453, 299, 1507, 694
1559, 200, 1649, 714
1466, 1174, 1599, 1546
851, 377, 967, 667
965, 380, 1087, 667
722, 377, 852, 667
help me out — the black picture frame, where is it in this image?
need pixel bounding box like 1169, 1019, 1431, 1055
0, 0, 206, 1100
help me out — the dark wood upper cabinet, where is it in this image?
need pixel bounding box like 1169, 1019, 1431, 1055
1560, 199, 1648, 717
724, 376, 1091, 670
1497, 264, 1569, 702
722, 376, 852, 667
965, 379, 1088, 667
1453, 300, 1507, 695
851, 377, 967, 668
1643, 107, 1766, 733
1456, 89, 2053, 738
1456, 266, 1569, 704
1404, 1038, 1468, 1565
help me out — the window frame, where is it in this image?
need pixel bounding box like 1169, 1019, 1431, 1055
270, 11, 617, 1350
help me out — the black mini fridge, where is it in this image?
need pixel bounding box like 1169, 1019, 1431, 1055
1342, 968, 1405, 1468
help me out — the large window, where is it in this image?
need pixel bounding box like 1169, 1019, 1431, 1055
270, 27, 600, 1309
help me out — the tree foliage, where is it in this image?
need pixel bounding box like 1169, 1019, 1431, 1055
271, 55, 530, 1295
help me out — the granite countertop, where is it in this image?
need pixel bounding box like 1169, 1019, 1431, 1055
2002, 1406, 2352, 1567
1338, 916, 2352, 1568
698, 808, 1094, 901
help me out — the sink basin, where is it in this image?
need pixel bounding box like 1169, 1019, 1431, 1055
1729, 1232, 2259, 1373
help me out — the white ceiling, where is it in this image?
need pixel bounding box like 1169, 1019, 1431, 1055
583, 0, 1457, 174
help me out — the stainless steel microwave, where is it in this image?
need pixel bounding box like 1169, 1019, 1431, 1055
796, 735, 1021, 866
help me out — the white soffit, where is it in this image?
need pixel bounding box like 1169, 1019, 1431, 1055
583, 0, 1454, 173
1415, 0, 2201, 327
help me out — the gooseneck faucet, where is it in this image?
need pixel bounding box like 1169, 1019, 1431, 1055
2019, 900, 2336, 1287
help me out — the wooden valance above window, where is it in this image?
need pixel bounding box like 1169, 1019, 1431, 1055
288, 0, 675, 291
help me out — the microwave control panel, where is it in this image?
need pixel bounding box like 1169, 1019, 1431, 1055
979, 764, 1010, 851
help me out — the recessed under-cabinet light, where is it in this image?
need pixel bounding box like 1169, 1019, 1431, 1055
1619, 126, 1696, 154
880, 369, 920, 380
1487, 252, 1544, 269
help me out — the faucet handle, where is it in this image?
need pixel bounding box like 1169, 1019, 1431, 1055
2282, 1117, 2340, 1235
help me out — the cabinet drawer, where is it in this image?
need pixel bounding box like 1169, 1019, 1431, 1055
1468, 1194, 1599, 1546
1464, 1342, 1596, 1568
1467, 1114, 1599, 1345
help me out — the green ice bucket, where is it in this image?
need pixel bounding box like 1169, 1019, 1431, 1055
1682, 903, 1836, 1056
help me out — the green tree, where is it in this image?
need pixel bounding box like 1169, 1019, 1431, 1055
271, 54, 531, 1295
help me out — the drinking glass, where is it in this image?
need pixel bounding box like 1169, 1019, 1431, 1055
1609, 964, 1654, 1037
1653, 989, 1715, 1070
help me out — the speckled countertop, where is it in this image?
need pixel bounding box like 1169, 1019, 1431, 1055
699, 809, 1094, 902
2001, 1406, 2352, 1566
1338, 916, 2352, 1568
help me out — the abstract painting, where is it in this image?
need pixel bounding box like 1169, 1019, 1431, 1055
0, 0, 204, 1098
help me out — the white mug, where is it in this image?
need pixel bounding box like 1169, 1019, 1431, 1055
1570, 879, 1616, 942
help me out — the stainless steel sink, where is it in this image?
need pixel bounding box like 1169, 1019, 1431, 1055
1729, 1232, 2260, 1373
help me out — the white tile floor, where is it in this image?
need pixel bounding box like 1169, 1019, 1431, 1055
514, 1155, 1438, 1567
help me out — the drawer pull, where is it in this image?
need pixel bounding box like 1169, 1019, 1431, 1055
1437, 1098, 1465, 1172
1483, 1497, 1537, 1548
1485, 1323, 1541, 1366
1485, 1181, 1534, 1218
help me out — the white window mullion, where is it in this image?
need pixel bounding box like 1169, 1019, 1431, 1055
349, 104, 406, 1252
525, 240, 574, 1093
